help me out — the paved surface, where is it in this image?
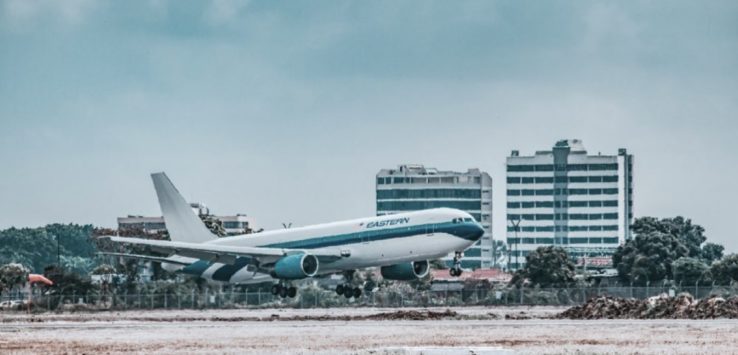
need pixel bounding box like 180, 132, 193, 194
2, 307, 737, 354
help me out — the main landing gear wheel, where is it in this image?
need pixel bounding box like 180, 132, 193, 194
272, 283, 298, 298
337, 270, 362, 299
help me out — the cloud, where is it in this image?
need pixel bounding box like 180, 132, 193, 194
1, 0, 98, 29
205, 0, 251, 25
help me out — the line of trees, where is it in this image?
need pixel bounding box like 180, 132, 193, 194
510, 216, 735, 288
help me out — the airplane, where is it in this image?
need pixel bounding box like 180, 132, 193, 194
105, 172, 484, 299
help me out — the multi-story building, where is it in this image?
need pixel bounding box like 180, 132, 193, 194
506, 139, 634, 270
117, 202, 257, 236
376, 164, 493, 269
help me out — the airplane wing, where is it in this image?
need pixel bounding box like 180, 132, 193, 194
106, 236, 342, 266
99, 252, 193, 266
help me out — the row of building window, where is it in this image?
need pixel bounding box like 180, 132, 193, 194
507, 188, 619, 196
508, 249, 618, 258
507, 200, 618, 209
376, 189, 481, 199
507, 237, 619, 245
507, 225, 620, 232
377, 176, 482, 185
222, 222, 248, 229
377, 200, 482, 211
507, 163, 619, 172
507, 175, 619, 184
463, 248, 482, 257
120, 222, 166, 230
507, 213, 619, 221
378, 212, 487, 223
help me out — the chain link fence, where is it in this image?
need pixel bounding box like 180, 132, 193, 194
3, 284, 738, 312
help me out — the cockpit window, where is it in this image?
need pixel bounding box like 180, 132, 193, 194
463, 218, 473, 222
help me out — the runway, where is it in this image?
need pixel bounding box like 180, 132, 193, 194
2, 307, 737, 354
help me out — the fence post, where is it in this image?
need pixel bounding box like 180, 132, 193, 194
519, 286, 524, 305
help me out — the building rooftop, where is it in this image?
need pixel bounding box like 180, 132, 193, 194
378, 164, 483, 176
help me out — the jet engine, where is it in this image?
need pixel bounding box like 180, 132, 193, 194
273, 254, 319, 279
380, 260, 430, 281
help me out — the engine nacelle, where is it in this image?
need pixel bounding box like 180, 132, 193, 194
380, 260, 430, 281
273, 254, 319, 279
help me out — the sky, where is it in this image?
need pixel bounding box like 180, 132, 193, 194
1, 1, 737, 250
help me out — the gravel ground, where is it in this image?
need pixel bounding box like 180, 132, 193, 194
1, 307, 737, 354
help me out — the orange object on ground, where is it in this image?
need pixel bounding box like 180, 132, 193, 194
28, 274, 53, 286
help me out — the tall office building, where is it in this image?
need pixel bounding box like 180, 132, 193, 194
376, 164, 493, 269
506, 139, 634, 270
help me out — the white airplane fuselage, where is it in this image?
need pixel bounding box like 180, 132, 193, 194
162, 208, 483, 284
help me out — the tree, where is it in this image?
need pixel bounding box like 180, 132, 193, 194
612, 232, 689, 284
0, 224, 97, 273
0, 263, 30, 295
710, 254, 738, 285
672, 257, 710, 285
43, 265, 97, 296
632, 217, 706, 258
701, 243, 724, 264
509, 246, 575, 287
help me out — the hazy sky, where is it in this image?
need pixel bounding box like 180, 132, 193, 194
1, 1, 736, 250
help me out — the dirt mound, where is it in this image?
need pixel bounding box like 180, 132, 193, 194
362, 309, 457, 320
560, 293, 738, 319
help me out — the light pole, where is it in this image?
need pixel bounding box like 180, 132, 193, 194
54, 234, 61, 268
508, 216, 521, 271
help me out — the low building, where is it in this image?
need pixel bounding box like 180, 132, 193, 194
117, 202, 257, 236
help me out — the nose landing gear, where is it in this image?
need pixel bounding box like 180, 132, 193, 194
335, 270, 362, 299
449, 251, 463, 277
270, 282, 297, 298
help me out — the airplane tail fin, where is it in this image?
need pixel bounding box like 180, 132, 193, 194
151, 172, 217, 243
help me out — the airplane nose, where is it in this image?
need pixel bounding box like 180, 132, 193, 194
455, 223, 484, 241
471, 224, 485, 241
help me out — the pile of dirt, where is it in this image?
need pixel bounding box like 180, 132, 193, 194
560, 293, 738, 319
362, 309, 458, 320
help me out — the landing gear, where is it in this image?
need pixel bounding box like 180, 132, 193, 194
450, 251, 463, 277
335, 270, 362, 299
271, 283, 297, 298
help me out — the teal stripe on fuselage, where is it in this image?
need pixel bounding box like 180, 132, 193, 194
182, 260, 211, 276
262, 221, 479, 249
